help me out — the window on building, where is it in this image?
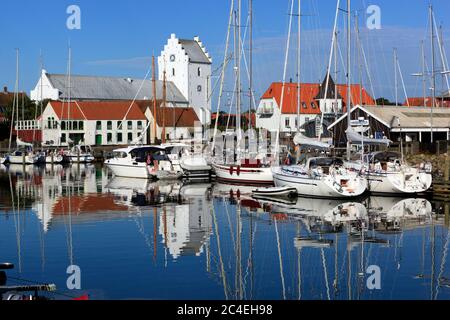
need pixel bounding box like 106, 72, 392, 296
311, 102, 316, 109
197, 85, 202, 92
117, 121, 122, 130
79, 121, 84, 130
117, 133, 123, 143
137, 121, 143, 130
305, 117, 309, 124
295, 118, 298, 128
47, 118, 52, 129
285, 118, 290, 127
107, 133, 112, 143
127, 121, 132, 130
73, 121, 78, 130
198, 67, 201, 77
61, 121, 66, 131
302, 102, 307, 109
172, 68, 175, 76
61, 133, 66, 143
107, 121, 112, 130
127, 133, 133, 143
96, 121, 102, 130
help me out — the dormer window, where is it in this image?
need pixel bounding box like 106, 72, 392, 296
311, 102, 316, 109
302, 102, 307, 109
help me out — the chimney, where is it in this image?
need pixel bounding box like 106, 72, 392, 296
3, 86, 7, 93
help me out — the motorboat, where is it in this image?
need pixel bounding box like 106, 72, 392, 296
346, 151, 432, 195
44, 149, 66, 164
65, 144, 95, 163
105, 145, 164, 179
272, 157, 368, 198
161, 143, 212, 180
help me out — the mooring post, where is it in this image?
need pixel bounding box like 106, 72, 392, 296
445, 202, 449, 228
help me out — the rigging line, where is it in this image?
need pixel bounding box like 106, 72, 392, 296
358, 28, 377, 105
116, 66, 152, 132
321, 247, 331, 300
319, 0, 341, 141
213, 203, 231, 300
274, 218, 287, 300
434, 227, 450, 300
432, 14, 450, 92
275, 0, 295, 163
396, 56, 410, 106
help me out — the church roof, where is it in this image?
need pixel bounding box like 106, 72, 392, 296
179, 39, 211, 64
46, 73, 188, 103
48, 100, 147, 121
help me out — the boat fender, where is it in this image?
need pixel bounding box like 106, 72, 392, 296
229, 166, 234, 176
237, 166, 241, 176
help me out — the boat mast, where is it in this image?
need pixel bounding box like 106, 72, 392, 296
421, 40, 426, 107
346, 0, 351, 161
297, 0, 301, 133
162, 69, 167, 143
236, 0, 242, 160
394, 48, 398, 106
9, 49, 19, 153
430, 4, 435, 144
249, 0, 253, 132
152, 55, 157, 144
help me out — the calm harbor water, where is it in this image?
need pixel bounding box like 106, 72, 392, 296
0, 164, 449, 300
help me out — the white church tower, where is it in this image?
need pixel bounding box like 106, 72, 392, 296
158, 34, 212, 125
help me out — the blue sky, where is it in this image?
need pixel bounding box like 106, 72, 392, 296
1, 0, 449, 108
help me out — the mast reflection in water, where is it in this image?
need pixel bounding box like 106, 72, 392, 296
0, 164, 449, 300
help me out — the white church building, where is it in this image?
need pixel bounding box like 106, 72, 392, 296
30, 34, 212, 126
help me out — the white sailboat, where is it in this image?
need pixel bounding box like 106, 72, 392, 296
8, 138, 40, 165
211, 0, 274, 185
272, 0, 368, 199
273, 157, 367, 198
347, 151, 432, 194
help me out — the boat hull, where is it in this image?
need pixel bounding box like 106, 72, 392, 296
105, 161, 153, 179
212, 163, 273, 185
8, 155, 37, 165
272, 166, 368, 199
365, 171, 432, 195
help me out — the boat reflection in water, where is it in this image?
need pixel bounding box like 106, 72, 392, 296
0, 164, 449, 300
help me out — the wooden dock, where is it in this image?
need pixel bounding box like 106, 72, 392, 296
433, 181, 450, 202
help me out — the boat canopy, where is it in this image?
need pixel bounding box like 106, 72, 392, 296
346, 128, 391, 146
16, 138, 33, 148
293, 132, 332, 149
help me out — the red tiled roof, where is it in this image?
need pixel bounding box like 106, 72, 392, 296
261, 83, 321, 114
52, 194, 129, 215
335, 84, 375, 107
135, 100, 199, 127
49, 101, 146, 120
261, 82, 375, 114
404, 97, 450, 108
